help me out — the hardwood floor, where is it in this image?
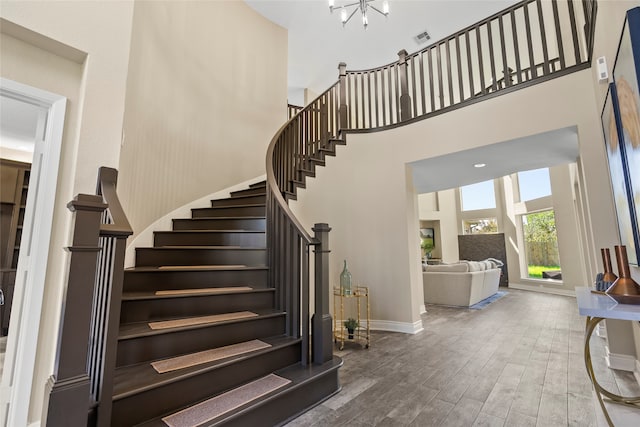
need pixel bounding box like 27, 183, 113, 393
285, 289, 640, 426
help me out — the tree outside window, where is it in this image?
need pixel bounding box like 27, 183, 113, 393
522, 210, 561, 278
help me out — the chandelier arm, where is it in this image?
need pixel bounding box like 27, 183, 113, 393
334, 1, 362, 10
343, 7, 359, 25
368, 5, 387, 16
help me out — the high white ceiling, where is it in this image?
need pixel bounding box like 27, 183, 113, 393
246, 0, 519, 101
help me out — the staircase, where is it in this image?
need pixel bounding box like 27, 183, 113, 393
110, 181, 341, 426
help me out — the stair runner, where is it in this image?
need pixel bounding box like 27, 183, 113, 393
111, 181, 341, 426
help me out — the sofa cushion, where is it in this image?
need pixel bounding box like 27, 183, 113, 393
463, 260, 484, 271
424, 263, 469, 273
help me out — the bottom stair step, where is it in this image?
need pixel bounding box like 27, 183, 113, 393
137, 356, 343, 427
162, 374, 291, 427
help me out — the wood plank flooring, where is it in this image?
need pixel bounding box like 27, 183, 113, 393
285, 289, 640, 426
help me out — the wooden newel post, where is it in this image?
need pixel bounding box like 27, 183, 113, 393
42, 194, 107, 427
398, 49, 412, 121
312, 223, 333, 365
338, 62, 349, 131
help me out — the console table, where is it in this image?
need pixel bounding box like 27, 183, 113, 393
575, 287, 640, 426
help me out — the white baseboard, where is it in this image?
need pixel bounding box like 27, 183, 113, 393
605, 346, 637, 372
368, 319, 424, 335
596, 322, 607, 338
28, 422, 41, 427
420, 304, 427, 314
508, 282, 576, 297
634, 359, 640, 387
124, 174, 266, 267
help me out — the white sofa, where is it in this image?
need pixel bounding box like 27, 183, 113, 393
422, 260, 501, 307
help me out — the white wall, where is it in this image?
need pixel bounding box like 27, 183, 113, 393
291, 68, 605, 332
117, 0, 288, 239
0, 2, 134, 423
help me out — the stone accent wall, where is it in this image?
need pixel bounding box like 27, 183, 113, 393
458, 233, 508, 286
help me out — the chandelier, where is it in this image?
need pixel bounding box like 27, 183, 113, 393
328, 0, 390, 29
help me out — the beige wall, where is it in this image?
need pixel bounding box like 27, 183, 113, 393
291, 68, 605, 330
0, 2, 134, 423
117, 0, 287, 238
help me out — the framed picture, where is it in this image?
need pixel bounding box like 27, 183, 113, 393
611, 7, 640, 265
602, 83, 639, 266
420, 228, 435, 247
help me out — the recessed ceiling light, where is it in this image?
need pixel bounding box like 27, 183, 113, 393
474, 163, 486, 168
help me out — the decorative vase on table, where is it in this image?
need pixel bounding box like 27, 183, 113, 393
340, 260, 352, 296
598, 248, 618, 291
605, 245, 640, 304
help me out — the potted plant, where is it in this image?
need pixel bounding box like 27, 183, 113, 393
421, 238, 434, 260
343, 318, 359, 339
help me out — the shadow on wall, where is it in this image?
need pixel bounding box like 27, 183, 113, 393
458, 233, 508, 286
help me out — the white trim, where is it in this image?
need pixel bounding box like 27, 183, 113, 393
0, 78, 66, 427
420, 304, 427, 315
508, 282, 576, 297
369, 319, 424, 334
634, 359, 640, 388
124, 175, 267, 268
596, 322, 607, 339
604, 346, 637, 372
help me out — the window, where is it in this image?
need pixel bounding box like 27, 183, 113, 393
463, 218, 498, 234
521, 210, 561, 280
518, 168, 551, 201
460, 180, 496, 211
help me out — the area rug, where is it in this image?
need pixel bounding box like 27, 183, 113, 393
469, 291, 507, 310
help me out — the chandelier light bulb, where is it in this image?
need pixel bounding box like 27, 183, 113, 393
341, 9, 348, 23
329, 0, 335, 8
383, 0, 389, 15
362, 12, 368, 28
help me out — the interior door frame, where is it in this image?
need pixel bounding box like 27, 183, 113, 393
0, 78, 66, 427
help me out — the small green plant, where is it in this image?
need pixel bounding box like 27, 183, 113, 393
343, 318, 359, 331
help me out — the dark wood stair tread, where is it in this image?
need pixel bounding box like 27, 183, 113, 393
122, 287, 273, 301
126, 265, 268, 273
135, 356, 343, 427
112, 336, 299, 401
119, 309, 284, 340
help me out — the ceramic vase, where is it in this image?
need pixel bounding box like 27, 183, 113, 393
605, 245, 640, 304
601, 248, 618, 283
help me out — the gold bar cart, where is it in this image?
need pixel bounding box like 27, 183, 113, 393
333, 285, 370, 350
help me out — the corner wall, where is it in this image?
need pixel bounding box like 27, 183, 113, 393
291, 69, 605, 331
0, 1, 134, 423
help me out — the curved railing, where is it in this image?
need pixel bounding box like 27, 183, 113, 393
265, 0, 597, 365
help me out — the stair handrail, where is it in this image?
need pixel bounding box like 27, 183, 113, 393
42, 167, 132, 427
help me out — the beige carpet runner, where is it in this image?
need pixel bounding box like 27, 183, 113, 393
151, 339, 271, 373
162, 374, 291, 427
155, 287, 252, 296
148, 311, 258, 330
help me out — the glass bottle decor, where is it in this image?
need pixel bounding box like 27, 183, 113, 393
340, 260, 352, 296
605, 245, 640, 304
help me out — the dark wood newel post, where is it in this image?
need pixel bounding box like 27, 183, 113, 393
312, 223, 333, 365
42, 194, 107, 427
338, 62, 349, 131
398, 49, 412, 121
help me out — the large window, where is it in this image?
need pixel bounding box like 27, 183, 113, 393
518, 168, 551, 201
522, 210, 561, 280
460, 180, 496, 210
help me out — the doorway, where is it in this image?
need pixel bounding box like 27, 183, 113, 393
0, 78, 66, 427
